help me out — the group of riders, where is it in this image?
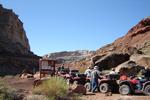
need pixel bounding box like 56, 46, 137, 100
84, 65, 103, 93
84, 65, 150, 93
56, 63, 150, 93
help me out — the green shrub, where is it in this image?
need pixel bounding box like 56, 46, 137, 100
0, 81, 18, 100
33, 77, 69, 100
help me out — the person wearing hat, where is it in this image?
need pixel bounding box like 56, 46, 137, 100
91, 66, 102, 93
109, 68, 116, 74
84, 66, 92, 78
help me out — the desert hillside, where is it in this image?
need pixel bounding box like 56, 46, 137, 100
69, 17, 150, 73
95, 17, 150, 56
44, 50, 93, 69
43, 17, 150, 72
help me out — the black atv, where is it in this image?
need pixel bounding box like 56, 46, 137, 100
99, 74, 120, 93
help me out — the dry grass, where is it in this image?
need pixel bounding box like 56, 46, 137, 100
33, 76, 69, 100
0, 80, 18, 100
78, 66, 87, 73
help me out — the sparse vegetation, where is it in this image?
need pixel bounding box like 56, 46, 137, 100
0, 80, 18, 100
78, 66, 87, 73
33, 77, 69, 100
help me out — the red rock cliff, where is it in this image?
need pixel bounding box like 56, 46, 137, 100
0, 5, 39, 75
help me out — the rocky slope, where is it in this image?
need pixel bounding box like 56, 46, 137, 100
95, 17, 150, 57
74, 17, 150, 71
45, 17, 150, 71
0, 5, 39, 75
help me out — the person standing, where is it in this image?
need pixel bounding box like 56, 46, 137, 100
91, 66, 102, 93
109, 68, 116, 74
84, 66, 92, 78
142, 67, 150, 81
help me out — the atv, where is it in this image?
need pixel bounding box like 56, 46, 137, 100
84, 77, 91, 92
119, 77, 150, 95
99, 73, 120, 93
84, 73, 120, 93
66, 70, 86, 85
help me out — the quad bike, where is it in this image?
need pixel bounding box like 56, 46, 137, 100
99, 74, 120, 93
57, 68, 70, 78
84, 77, 91, 92
84, 74, 120, 93
66, 70, 86, 85
119, 77, 150, 95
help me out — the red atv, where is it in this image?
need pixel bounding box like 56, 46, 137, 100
66, 70, 86, 85
119, 76, 150, 95
57, 68, 69, 78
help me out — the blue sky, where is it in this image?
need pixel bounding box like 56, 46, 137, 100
0, 0, 150, 56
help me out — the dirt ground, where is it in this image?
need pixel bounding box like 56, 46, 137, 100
81, 92, 150, 100
0, 76, 34, 94
0, 76, 150, 100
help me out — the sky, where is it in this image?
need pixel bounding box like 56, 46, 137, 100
0, 0, 150, 56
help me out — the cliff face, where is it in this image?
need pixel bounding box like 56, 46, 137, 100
0, 5, 39, 75
0, 4, 30, 55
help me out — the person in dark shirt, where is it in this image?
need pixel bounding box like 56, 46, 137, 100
141, 67, 150, 80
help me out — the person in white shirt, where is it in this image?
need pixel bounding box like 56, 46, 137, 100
109, 68, 116, 74
84, 66, 92, 78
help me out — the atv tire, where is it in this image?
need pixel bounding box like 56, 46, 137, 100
84, 82, 91, 92
99, 83, 109, 93
119, 84, 131, 95
144, 85, 150, 96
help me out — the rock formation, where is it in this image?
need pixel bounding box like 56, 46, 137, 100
74, 17, 150, 73
0, 5, 39, 75
94, 53, 130, 70
95, 17, 150, 56
45, 17, 150, 72
44, 50, 93, 68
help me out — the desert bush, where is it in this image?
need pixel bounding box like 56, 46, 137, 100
33, 77, 69, 100
0, 81, 18, 100
78, 66, 87, 73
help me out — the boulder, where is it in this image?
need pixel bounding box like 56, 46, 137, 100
94, 53, 130, 70
33, 72, 40, 79
20, 73, 33, 79
115, 61, 142, 76
70, 84, 86, 95
130, 54, 150, 68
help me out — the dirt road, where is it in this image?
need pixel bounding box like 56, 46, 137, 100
0, 76, 34, 94
81, 92, 150, 100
